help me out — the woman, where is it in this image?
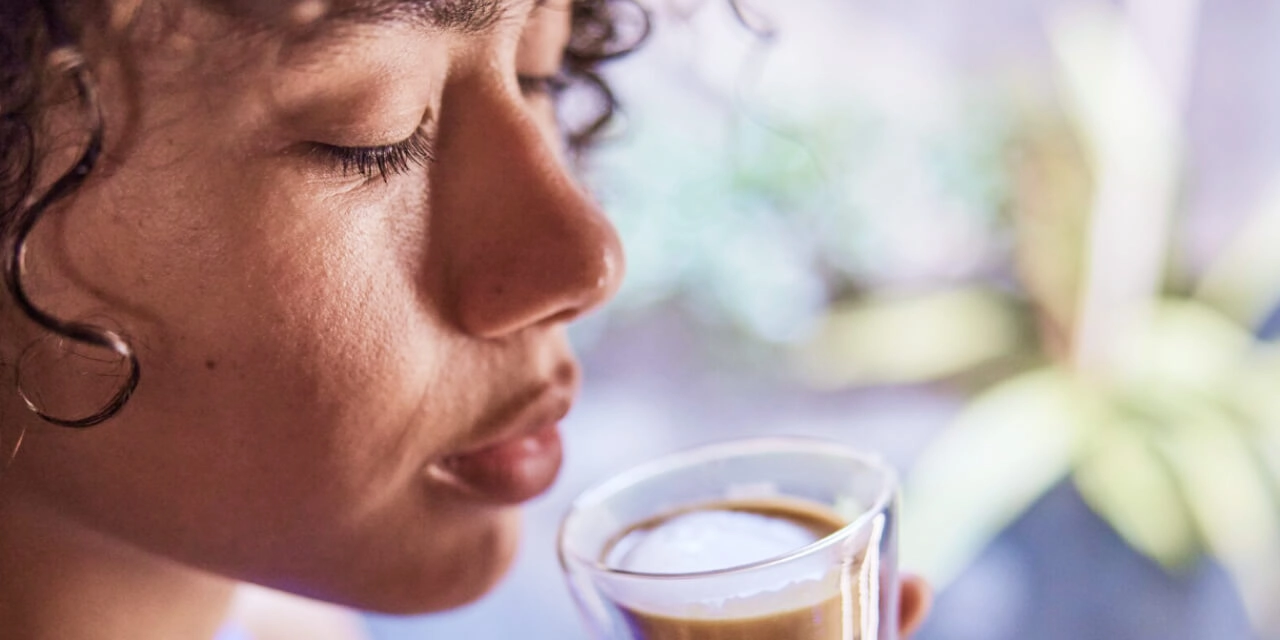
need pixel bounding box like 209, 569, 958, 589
0, 1, 929, 637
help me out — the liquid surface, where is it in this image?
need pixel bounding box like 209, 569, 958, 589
602, 497, 862, 640
606, 509, 825, 574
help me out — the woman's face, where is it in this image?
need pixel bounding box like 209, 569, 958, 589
0, 0, 622, 613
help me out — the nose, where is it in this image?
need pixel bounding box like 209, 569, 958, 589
430, 76, 625, 338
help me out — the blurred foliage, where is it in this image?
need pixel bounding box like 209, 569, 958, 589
586, 0, 1280, 633
899, 8, 1280, 635
587, 0, 1014, 348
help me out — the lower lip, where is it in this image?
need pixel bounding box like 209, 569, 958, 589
432, 423, 564, 505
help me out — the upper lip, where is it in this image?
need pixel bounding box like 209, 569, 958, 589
444, 380, 576, 460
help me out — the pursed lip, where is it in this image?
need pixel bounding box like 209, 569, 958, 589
445, 381, 575, 459
425, 375, 577, 505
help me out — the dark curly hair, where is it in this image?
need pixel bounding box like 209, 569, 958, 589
0, 0, 648, 428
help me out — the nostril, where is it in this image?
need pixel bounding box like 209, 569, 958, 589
553, 360, 579, 387
544, 308, 579, 326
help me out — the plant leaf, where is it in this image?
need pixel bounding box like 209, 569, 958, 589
1113, 299, 1251, 396
1073, 412, 1200, 570
1156, 399, 1280, 633
903, 368, 1081, 587
1230, 343, 1280, 493
795, 288, 1023, 387
1195, 175, 1280, 330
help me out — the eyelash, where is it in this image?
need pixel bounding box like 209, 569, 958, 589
315, 73, 569, 182
315, 127, 437, 183
518, 73, 570, 98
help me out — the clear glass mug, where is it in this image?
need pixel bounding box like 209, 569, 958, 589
558, 438, 900, 640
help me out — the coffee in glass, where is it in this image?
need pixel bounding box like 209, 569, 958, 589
558, 439, 899, 640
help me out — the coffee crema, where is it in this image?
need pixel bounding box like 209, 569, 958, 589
600, 497, 863, 640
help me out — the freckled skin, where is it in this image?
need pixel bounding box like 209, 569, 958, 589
0, 2, 931, 637
0, 0, 620, 633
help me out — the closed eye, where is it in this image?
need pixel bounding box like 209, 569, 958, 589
517, 73, 570, 97
311, 127, 437, 182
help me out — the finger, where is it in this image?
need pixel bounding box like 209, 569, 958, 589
899, 574, 933, 637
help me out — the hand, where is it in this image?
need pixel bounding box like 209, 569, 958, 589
899, 575, 932, 638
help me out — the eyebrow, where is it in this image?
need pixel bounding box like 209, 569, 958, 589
331, 0, 534, 34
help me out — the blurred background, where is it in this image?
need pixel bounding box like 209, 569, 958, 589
228, 0, 1280, 637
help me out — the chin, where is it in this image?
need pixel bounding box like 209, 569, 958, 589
341, 507, 524, 615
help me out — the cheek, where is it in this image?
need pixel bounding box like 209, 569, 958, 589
19, 155, 514, 607
128, 175, 445, 488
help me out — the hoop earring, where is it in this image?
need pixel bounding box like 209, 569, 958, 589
15, 333, 138, 429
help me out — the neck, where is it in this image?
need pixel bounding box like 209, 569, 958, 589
0, 490, 235, 640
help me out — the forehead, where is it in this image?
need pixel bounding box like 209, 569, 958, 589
177, 0, 565, 81
222, 0, 560, 70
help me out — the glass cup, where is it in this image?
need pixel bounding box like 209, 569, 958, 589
558, 438, 900, 640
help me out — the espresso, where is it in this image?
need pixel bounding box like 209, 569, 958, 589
601, 497, 862, 640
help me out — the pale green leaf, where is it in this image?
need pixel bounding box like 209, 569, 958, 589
1112, 299, 1251, 395
903, 368, 1081, 587
794, 288, 1022, 387
1230, 344, 1280, 491
1260, 418, 1280, 496
1156, 401, 1280, 632
1073, 417, 1200, 570
1049, 2, 1183, 371
1195, 175, 1280, 328
1006, 111, 1091, 343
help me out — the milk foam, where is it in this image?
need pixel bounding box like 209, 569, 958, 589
607, 510, 822, 574
599, 505, 856, 619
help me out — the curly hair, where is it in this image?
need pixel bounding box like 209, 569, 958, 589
0, 0, 649, 428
